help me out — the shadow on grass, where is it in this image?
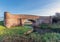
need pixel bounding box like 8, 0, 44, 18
35, 28, 60, 34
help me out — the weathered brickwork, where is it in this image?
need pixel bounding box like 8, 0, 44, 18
4, 12, 40, 28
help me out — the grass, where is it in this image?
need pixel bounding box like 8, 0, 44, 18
25, 32, 60, 42
0, 26, 32, 35
0, 26, 33, 41
50, 24, 60, 28
0, 21, 33, 42
40, 23, 60, 29
0, 21, 60, 42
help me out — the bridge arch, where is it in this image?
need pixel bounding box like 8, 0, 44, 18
4, 12, 39, 28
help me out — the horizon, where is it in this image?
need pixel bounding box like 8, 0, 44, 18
0, 0, 60, 17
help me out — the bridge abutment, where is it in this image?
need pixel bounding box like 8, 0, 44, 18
4, 12, 39, 28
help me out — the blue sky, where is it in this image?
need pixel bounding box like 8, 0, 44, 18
0, 0, 60, 17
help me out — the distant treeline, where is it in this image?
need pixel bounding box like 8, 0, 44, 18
0, 17, 4, 21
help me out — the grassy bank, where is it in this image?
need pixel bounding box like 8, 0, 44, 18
0, 21, 60, 42
40, 23, 60, 29
0, 25, 32, 41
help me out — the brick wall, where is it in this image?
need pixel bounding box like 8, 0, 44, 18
4, 12, 39, 28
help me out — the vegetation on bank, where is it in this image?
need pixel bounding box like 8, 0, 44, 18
0, 21, 60, 42
40, 23, 60, 29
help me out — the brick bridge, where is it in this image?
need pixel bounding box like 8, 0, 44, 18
4, 12, 40, 28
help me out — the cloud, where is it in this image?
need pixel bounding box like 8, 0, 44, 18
28, 0, 60, 16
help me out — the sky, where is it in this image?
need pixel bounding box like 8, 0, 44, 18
0, 0, 60, 17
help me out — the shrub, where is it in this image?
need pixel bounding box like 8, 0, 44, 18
40, 23, 51, 29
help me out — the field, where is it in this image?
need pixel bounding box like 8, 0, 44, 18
0, 21, 60, 42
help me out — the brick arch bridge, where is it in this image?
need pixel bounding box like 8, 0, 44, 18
4, 12, 40, 28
